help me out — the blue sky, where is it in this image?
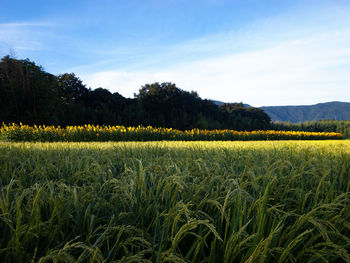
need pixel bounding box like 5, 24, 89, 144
1, 0, 350, 106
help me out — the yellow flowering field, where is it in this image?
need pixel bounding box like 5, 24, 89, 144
0, 123, 343, 141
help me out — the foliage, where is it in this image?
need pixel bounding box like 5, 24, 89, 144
273, 120, 350, 138
0, 123, 343, 142
135, 82, 202, 129
220, 103, 271, 131
0, 55, 59, 124
0, 56, 271, 130
0, 140, 349, 262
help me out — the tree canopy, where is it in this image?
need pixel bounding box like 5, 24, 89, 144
0, 56, 272, 130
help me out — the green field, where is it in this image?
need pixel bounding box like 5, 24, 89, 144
0, 141, 349, 262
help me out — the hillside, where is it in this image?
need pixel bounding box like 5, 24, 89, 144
261, 101, 350, 122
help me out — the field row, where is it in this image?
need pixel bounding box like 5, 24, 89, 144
0, 123, 344, 141
0, 140, 349, 262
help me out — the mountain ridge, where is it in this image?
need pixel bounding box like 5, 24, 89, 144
212, 101, 350, 123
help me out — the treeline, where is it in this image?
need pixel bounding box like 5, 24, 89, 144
272, 120, 350, 138
0, 55, 271, 130
2, 55, 349, 135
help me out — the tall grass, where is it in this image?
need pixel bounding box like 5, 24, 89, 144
0, 141, 349, 262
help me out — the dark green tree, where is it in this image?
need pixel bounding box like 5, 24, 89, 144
0, 56, 58, 124
219, 103, 271, 130
135, 82, 202, 128
0, 55, 273, 131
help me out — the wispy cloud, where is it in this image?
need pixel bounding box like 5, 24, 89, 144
82, 29, 350, 106
78, 3, 350, 106
0, 22, 54, 27
0, 22, 56, 54
2, 2, 350, 106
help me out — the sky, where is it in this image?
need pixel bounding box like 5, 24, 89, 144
1, 0, 350, 107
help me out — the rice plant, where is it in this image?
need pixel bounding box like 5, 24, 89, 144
0, 140, 349, 262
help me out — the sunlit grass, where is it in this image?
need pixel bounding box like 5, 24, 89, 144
0, 140, 349, 262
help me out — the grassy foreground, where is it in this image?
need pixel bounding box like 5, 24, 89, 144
0, 140, 349, 262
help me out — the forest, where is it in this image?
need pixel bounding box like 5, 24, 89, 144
0, 55, 271, 130
1, 55, 349, 136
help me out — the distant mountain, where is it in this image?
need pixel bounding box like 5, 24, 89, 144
261, 101, 350, 123
212, 100, 350, 123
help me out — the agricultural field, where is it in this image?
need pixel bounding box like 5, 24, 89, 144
0, 140, 349, 262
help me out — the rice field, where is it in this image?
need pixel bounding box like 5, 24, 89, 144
0, 140, 349, 262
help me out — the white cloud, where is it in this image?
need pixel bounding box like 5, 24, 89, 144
3, 4, 349, 107
82, 29, 350, 106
